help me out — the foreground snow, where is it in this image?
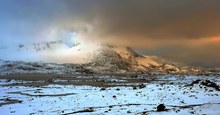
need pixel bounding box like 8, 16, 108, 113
0, 75, 220, 114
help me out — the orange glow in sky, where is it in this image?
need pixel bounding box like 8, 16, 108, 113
208, 37, 220, 42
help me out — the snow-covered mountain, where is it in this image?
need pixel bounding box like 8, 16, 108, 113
84, 45, 205, 74
0, 45, 207, 75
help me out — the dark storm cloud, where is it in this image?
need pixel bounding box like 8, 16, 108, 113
142, 43, 220, 68
62, 0, 220, 39
1, 0, 220, 67
100, 0, 220, 39
1, 0, 220, 39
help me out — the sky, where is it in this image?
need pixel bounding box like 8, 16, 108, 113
0, 0, 220, 68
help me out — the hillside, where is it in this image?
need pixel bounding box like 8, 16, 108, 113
0, 45, 207, 75
85, 45, 205, 74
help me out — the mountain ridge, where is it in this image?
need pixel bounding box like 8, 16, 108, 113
84, 45, 206, 74
0, 45, 208, 75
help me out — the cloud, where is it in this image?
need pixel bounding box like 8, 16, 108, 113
0, 0, 220, 67
74, 0, 220, 39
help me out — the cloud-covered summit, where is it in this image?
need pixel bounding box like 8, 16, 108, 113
0, 0, 220, 67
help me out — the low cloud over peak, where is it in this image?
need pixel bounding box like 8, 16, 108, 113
0, 0, 220, 68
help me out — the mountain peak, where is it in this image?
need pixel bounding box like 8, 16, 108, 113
84, 45, 205, 74
0, 44, 206, 75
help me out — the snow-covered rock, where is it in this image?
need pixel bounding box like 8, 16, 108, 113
0, 46, 207, 75
0, 75, 220, 114
84, 45, 206, 74
0, 61, 94, 75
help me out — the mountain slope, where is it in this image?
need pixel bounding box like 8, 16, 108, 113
0, 45, 207, 75
84, 45, 205, 74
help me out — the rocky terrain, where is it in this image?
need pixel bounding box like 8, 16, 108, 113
0, 45, 207, 76
85, 45, 206, 74
0, 74, 220, 114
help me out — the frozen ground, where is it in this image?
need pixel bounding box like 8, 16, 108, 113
0, 74, 220, 115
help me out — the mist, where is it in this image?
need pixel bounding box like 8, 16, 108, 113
0, 0, 220, 67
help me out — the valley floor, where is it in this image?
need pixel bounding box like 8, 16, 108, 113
0, 74, 220, 115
